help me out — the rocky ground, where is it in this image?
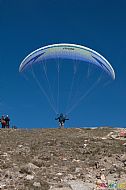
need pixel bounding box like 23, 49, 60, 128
0, 127, 126, 190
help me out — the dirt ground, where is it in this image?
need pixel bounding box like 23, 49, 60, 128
0, 127, 126, 189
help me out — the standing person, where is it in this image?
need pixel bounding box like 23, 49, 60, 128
0, 115, 6, 128
55, 113, 69, 128
5, 115, 10, 128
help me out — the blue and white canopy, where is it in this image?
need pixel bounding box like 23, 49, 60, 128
19, 43, 115, 79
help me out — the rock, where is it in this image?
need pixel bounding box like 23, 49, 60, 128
32, 158, 43, 167
20, 162, 39, 174
4, 170, 12, 178
120, 154, 126, 162
96, 179, 102, 185
18, 145, 23, 148
104, 159, 107, 162
84, 144, 87, 148
18, 173, 25, 178
109, 165, 117, 174
111, 135, 118, 139
20, 165, 32, 174
107, 132, 114, 137
56, 173, 63, 176
84, 140, 88, 142
67, 174, 76, 180
95, 161, 99, 169
27, 162, 39, 169
100, 168, 105, 171
33, 182, 41, 187
67, 180, 94, 190
0, 182, 6, 188
62, 158, 67, 161
101, 174, 106, 181
96, 173, 101, 179
72, 159, 80, 163
101, 137, 107, 140
25, 175, 34, 180
2, 152, 8, 157
49, 188, 71, 190
75, 167, 82, 173
40, 181, 50, 190
86, 174, 92, 179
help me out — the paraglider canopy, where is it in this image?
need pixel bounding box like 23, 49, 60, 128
19, 43, 115, 114
19, 43, 115, 80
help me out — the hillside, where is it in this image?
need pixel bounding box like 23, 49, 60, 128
0, 127, 126, 190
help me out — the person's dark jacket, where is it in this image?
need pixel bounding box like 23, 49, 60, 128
55, 115, 69, 123
5, 116, 10, 127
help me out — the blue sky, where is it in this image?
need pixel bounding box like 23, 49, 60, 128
0, 0, 126, 128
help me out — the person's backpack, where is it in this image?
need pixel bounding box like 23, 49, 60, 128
1, 119, 6, 126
